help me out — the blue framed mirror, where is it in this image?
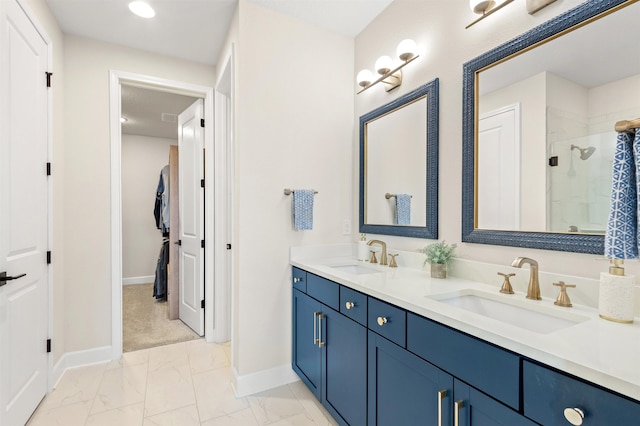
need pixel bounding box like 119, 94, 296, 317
462, 0, 639, 254
360, 78, 439, 239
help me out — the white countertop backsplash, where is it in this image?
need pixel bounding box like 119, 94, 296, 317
290, 244, 640, 402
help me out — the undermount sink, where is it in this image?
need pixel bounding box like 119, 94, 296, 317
330, 264, 381, 275
429, 289, 589, 334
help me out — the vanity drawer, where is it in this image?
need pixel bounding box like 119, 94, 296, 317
292, 267, 307, 292
368, 297, 406, 347
407, 313, 520, 410
523, 360, 640, 425
340, 286, 367, 326
307, 273, 339, 311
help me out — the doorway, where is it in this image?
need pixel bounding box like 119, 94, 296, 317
109, 70, 228, 359
120, 84, 200, 352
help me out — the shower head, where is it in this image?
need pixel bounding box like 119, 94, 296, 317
571, 144, 596, 160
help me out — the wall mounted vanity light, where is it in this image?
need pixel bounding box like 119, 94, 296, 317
466, 0, 515, 29
356, 39, 419, 94
525, 0, 558, 14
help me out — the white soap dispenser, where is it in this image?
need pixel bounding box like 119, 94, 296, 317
358, 234, 368, 262
599, 259, 635, 323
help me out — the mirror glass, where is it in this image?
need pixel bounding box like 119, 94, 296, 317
360, 79, 439, 239
462, 0, 639, 254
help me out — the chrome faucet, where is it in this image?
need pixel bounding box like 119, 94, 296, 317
511, 257, 541, 300
367, 240, 388, 266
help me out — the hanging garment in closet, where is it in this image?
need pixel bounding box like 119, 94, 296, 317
154, 165, 170, 233
153, 238, 169, 301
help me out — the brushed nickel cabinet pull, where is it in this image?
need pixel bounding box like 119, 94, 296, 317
313, 312, 319, 345
437, 390, 447, 426
454, 400, 464, 426
318, 313, 325, 348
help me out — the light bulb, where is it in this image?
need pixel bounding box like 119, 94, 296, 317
357, 69, 374, 88
396, 39, 417, 62
469, 0, 495, 14
129, 1, 156, 18
375, 56, 394, 75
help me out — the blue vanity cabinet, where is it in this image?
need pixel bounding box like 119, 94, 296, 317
368, 330, 453, 426
407, 312, 520, 411
292, 288, 322, 398
523, 360, 640, 426
322, 306, 367, 426
291, 271, 367, 426
454, 380, 538, 426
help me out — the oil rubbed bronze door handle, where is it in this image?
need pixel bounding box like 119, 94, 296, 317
0, 272, 26, 287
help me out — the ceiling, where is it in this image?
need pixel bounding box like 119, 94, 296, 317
45, 0, 394, 66
45, 0, 393, 139
121, 85, 199, 139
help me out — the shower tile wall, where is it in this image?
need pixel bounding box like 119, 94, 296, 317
547, 107, 640, 234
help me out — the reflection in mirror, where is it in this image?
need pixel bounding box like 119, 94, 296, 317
360, 79, 439, 239
366, 99, 426, 226
463, 0, 639, 254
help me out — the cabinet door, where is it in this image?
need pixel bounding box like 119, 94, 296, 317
454, 379, 537, 426
322, 309, 367, 426
523, 360, 640, 426
368, 331, 453, 426
292, 289, 322, 399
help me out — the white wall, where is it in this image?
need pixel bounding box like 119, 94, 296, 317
63, 36, 215, 353
121, 135, 176, 282
353, 0, 636, 287
230, 0, 354, 382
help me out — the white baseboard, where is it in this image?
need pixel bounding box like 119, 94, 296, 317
51, 345, 113, 389
231, 364, 299, 397
122, 275, 154, 286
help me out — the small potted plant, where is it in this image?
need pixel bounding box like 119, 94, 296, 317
419, 240, 457, 279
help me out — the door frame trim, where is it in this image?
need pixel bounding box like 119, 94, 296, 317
109, 70, 216, 358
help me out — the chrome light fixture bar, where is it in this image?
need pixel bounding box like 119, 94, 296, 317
357, 39, 419, 94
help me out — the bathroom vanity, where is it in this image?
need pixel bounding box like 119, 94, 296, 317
291, 246, 640, 426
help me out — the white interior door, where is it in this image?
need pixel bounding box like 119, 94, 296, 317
0, 1, 50, 425
477, 104, 521, 230
178, 99, 204, 335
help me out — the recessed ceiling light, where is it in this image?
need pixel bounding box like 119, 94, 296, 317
128, 1, 155, 18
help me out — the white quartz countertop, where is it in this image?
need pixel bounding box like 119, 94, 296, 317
291, 250, 640, 402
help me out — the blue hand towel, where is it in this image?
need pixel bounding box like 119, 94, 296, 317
605, 130, 638, 259
293, 189, 314, 231
395, 194, 411, 225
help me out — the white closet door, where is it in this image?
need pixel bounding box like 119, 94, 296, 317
0, 1, 50, 425
178, 99, 204, 336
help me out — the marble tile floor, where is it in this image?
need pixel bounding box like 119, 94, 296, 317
27, 340, 338, 426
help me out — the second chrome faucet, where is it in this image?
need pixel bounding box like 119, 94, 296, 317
511, 257, 541, 300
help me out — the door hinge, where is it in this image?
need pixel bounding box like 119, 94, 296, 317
201, 299, 205, 309
46, 339, 51, 353
200, 118, 205, 128
178, 239, 182, 246
46, 251, 51, 264
226, 243, 232, 250
46, 162, 52, 176
201, 240, 205, 248
45, 72, 53, 88
200, 179, 205, 188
